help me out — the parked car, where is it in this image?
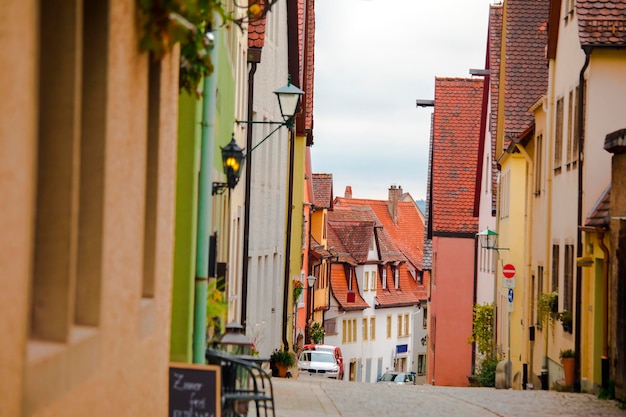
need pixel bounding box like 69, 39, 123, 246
301, 344, 344, 380
297, 350, 340, 379
376, 371, 415, 385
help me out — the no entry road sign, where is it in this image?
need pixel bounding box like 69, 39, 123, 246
503, 263, 516, 279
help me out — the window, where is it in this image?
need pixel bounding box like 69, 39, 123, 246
348, 268, 353, 291
404, 314, 410, 336
555, 97, 564, 173
382, 267, 387, 289
418, 270, 423, 284
567, 90, 574, 168
394, 267, 400, 289
31, 0, 110, 342
364, 271, 370, 292
571, 86, 579, 167
423, 308, 428, 329
370, 317, 376, 341
352, 319, 357, 342
552, 245, 560, 292
564, 244, 574, 313
342, 319, 347, 343
417, 354, 426, 376
386, 315, 392, 338
371, 270, 377, 290
363, 318, 368, 340
534, 134, 543, 195
397, 314, 403, 337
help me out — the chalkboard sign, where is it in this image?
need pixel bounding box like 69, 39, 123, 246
169, 363, 221, 417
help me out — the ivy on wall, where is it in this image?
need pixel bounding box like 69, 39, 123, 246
137, 0, 227, 96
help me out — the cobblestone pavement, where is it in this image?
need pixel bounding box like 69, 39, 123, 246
271, 377, 626, 417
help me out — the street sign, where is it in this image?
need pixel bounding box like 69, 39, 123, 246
502, 277, 516, 289
503, 263, 516, 279
507, 288, 514, 312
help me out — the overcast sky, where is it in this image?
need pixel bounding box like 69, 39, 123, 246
312, 0, 493, 201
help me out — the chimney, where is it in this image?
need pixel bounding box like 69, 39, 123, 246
344, 186, 352, 199
388, 185, 402, 223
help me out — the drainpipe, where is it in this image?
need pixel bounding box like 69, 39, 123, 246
241, 48, 262, 329
282, 125, 296, 352
193, 18, 220, 364
574, 47, 591, 392
597, 229, 610, 390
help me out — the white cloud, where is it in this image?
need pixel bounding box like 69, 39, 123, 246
312, 0, 491, 201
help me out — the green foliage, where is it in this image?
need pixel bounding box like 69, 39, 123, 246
476, 356, 498, 387
309, 322, 325, 344
270, 349, 295, 367
557, 310, 573, 333
136, 0, 231, 96
468, 303, 494, 357
559, 348, 576, 359
206, 279, 227, 345
293, 280, 303, 305
537, 291, 558, 329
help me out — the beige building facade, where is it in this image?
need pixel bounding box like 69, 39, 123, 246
1, 1, 180, 416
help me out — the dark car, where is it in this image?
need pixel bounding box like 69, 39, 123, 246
376, 371, 415, 385
301, 344, 344, 380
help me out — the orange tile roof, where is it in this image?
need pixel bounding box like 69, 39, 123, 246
503, 0, 550, 141
578, 0, 626, 46
329, 191, 427, 307
432, 78, 483, 235
329, 264, 369, 311
334, 196, 424, 270
312, 173, 333, 209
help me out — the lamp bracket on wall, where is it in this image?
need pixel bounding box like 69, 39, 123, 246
212, 182, 230, 195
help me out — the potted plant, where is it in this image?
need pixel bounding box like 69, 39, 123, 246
559, 348, 576, 386
293, 279, 304, 304
309, 322, 325, 344
270, 349, 295, 378
557, 311, 573, 333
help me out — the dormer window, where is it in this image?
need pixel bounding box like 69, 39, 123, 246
394, 267, 400, 289
381, 267, 387, 289
348, 268, 353, 291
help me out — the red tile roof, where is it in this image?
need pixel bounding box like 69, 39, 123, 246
489, 5, 503, 211
247, 0, 267, 48
431, 78, 483, 235
375, 263, 425, 308
577, 0, 626, 46
503, 0, 550, 140
334, 194, 424, 271
586, 184, 611, 227
329, 264, 369, 311
330, 190, 427, 306
312, 173, 333, 209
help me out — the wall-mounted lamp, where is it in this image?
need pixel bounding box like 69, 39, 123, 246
231, 0, 280, 29
212, 134, 245, 195
421, 336, 428, 346
476, 228, 509, 251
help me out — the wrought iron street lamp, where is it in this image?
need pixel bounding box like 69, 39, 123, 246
306, 275, 317, 343
212, 134, 245, 195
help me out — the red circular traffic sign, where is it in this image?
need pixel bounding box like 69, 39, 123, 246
503, 264, 516, 278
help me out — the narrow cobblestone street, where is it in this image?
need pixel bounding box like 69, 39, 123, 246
272, 377, 626, 417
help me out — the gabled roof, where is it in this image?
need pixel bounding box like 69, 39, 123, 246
334, 195, 424, 270
327, 219, 375, 264
578, 0, 626, 47
329, 265, 369, 311
312, 173, 333, 209
375, 263, 425, 308
503, 0, 550, 142
586, 184, 611, 227
431, 78, 483, 236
